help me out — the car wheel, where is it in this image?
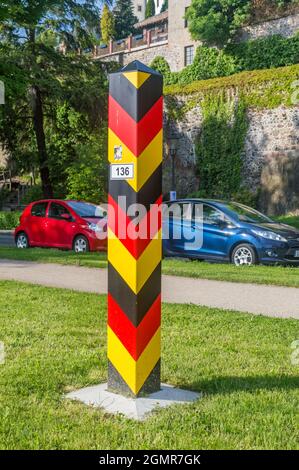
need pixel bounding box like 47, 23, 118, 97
16, 232, 29, 249
73, 235, 90, 253
231, 244, 257, 266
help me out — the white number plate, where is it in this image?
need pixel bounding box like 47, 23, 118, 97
110, 164, 134, 181
295, 250, 299, 258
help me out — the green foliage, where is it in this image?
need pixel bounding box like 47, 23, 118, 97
186, 0, 299, 46
228, 33, 299, 71
21, 186, 44, 205
164, 34, 299, 86
161, 0, 168, 12
150, 56, 170, 76
0, 0, 106, 199
231, 188, 259, 208
66, 133, 108, 204
145, 0, 156, 18
187, 0, 251, 46
167, 46, 238, 85
101, 4, 115, 43
46, 103, 90, 196
195, 93, 248, 199
22, 184, 44, 205
0, 211, 21, 230
113, 0, 137, 39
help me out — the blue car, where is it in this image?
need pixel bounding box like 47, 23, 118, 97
162, 199, 299, 266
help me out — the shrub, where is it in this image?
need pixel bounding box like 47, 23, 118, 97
228, 33, 299, 71
0, 211, 21, 230
177, 46, 238, 84
150, 56, 171, 76
21, 185, 44, 205
164, 33, 299, 86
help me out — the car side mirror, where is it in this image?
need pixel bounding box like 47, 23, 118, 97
61, 213, 72, 221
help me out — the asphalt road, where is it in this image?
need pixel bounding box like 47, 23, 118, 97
0, 231, 14, 247
0, 259, 299, 319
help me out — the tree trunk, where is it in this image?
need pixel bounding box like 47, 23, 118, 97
29, 86, 53, 199
28, 28, 53, 199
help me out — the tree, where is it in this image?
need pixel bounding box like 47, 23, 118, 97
101, 4, 115, 44
0, 1, 110, 198
145, 0, 156, 18
186, 0, 251, 47
161, 0, 168, 12
113, 0, 138, 39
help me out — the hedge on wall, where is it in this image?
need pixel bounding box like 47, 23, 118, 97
164, 33, 299, 86
164, 64, 299, 110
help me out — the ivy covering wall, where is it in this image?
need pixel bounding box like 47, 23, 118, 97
195, 93, 248, 200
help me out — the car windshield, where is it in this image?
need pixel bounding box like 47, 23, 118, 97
226, 203, 274, 224
67, 201, 105, 218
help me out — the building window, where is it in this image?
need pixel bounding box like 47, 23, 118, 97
185, 45, 194, 66
184, 7, 189, 28
138, 5, 142, 12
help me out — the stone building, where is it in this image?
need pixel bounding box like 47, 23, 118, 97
96, 6, 299, 214
95, 0, 198, 72
133, 0, 163, 23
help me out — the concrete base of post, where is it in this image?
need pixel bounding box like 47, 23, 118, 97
65, 383, 201, 421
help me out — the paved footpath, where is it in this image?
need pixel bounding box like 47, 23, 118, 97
0, 259, 299, 320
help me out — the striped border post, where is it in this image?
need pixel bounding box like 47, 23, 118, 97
107, 61, 163, 397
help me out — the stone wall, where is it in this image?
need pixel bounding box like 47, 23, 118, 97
163, 102, 299, 215
122, 42, 179, 71
239, 12, 299, 41
244, 107, 299, 215
100, 42, 180, 71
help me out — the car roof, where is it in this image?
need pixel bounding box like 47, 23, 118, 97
164, 198, 230, 207
30, 199, 98, 205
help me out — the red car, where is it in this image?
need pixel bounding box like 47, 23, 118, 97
15, 200, 107, 252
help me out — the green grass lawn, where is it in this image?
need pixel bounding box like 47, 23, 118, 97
0, 247, 108, 268
277, 215, 299, 230
0, 281, 298, 450
1, 246, 299, 288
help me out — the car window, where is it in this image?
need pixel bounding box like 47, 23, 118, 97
31, 202, 48, 218
67, 201, 104, 218
193, 204, 227, 225
48, 203, 72, 220
164, 202, 192, 222
225, 202, 273, 224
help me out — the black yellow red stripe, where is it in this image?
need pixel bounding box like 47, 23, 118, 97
107, 61, 163, 397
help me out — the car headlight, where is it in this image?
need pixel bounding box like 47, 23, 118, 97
252, 229, 287, 242
88, 223, 103, 233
